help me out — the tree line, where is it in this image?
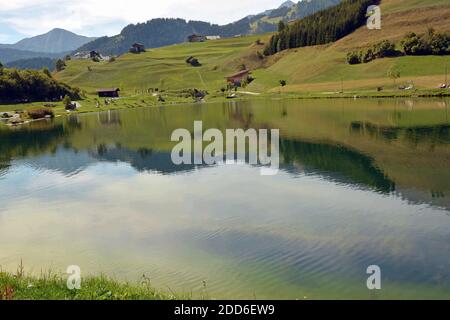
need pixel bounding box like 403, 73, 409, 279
0, 64, 81, 103
264, 0, 379, 56
347, 29, 450, 65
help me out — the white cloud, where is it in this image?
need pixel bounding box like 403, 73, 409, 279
0, 0, 282, 39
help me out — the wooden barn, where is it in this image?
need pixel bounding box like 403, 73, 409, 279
188, 34, 206, 42
97, 88, 120, 98
226, 70, 251, 86
129, 43, 145, 53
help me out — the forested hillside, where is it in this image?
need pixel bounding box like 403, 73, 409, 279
264, 0, 379, 55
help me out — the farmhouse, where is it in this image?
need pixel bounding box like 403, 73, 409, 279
129, 43, 145, 53
188, 34, 206, 42
226, 70, 251, 86
90, 51, 100, 59
97, 88, 120, 98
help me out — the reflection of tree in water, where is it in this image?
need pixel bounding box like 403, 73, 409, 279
280, 139, 396, 194
350, 122, 450, 147
0, 123, 66, 160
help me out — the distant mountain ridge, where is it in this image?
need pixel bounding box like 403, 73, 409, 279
0, 28, 96, 54
76, 0, 341, 55
0, 47, 64, 64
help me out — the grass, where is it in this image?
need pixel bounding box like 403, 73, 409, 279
56, 34, 269, 95
0, 269, 182, 300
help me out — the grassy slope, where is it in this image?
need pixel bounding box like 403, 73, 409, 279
56, 35, 268, 95
251, 0, 450, 93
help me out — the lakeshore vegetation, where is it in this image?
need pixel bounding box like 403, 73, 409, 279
0, 271, 180, 300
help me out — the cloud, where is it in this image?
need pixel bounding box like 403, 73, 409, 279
0, 0, 282, 40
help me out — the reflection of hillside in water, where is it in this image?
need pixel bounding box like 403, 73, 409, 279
1, 100, 448, 209
351, 122, 450, 145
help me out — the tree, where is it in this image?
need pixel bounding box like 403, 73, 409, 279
64, 55, 71, 61
42, 67, 52, 78
387, 65, 401, 86
0, 61, 3, 75
62, 95, 72, 109
278, 21, 286, 33
0, 68, 80, 102
55, 59, 66, 72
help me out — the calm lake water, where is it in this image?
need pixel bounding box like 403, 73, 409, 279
0, 98, 449, 299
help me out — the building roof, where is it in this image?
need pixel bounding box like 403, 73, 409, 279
96, 88, 120, 93
226, 69, 250, 79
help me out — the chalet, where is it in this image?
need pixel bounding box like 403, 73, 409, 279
97, 88, 120, 98
226, 69, 251, 86
90, 51, 100, 59
188, 34, 206, 42
129, 43, 145, 53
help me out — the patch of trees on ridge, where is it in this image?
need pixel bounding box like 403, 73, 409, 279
0, 64, 81, 103
264, 0, 379, 56
347, 29, 450, 64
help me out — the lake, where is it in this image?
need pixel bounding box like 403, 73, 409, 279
0, 98, 449, 299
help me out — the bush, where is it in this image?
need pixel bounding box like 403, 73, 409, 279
361, 49, 375, 63
373, 40, 398, 58
401, 29, 450, 56
346, 52, 361, 64
27, 107, 54, 119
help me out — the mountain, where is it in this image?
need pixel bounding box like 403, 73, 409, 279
0, 28, 97, 54
75, 0, 341, 56
280, 1, 296, 8
0, 48, 63, 64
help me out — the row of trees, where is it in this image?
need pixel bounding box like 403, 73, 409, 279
264, 0, 379, 55
347, 40, 399, 64
0, 66, 81, 103
347, 29, 449, 65
402, 29, 449, 56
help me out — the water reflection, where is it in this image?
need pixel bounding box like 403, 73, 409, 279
0, 99, 449, 207
0, 98, 449, 299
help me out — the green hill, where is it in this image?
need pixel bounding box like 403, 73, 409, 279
57, 35, 266, 94
55, 0, 450, 98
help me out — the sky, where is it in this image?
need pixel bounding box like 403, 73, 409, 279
0, 0, 285, 43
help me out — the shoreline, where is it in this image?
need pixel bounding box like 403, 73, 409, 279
1, 89, 449, 127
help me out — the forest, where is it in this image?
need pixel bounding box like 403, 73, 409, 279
264, 0, 379, 55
